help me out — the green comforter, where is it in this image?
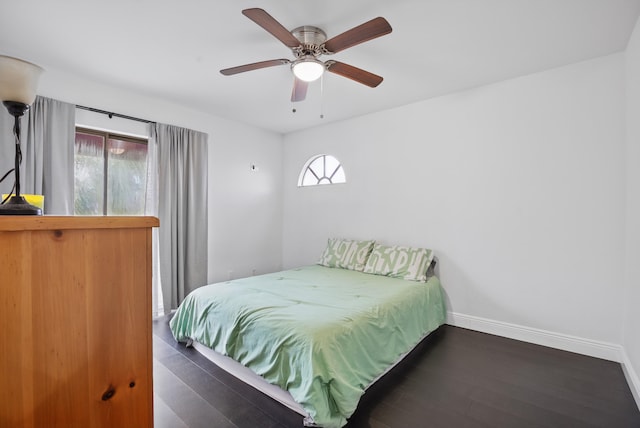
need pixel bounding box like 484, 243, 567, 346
170, 265, 446, 427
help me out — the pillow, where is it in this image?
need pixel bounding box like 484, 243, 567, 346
317, 238, 375, 271
363, 244, 434, 282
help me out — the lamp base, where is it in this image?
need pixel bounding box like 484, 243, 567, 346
0, 196, 42, 215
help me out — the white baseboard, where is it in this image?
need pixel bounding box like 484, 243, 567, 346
446, 311, 623, 362
621, 349, 640, 411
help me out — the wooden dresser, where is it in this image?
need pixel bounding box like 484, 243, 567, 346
0, 216, 159, 428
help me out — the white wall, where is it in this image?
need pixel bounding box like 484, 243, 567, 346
624, 15, 640, 403
37, 68, 284, 284
283, 54, 626, 346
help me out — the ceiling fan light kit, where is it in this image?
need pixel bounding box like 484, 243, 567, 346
220, 8, 392, 102
292, 57, 325, 82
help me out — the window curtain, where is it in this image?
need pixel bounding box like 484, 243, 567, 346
145, 123, 162, 317
149, 123, 208, 312
1, 96, 75, 213
0, 110, 14, 196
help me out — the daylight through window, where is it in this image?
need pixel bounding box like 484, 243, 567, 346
74, 128, 148, 215
298, 154, 346, 187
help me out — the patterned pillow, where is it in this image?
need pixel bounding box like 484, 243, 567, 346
363, 244, 434, 282
317, 238, 375, 271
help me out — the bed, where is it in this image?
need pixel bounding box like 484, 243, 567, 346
170, 242, 446, 428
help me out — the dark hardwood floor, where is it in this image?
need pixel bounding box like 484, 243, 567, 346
153, 316, 640, 427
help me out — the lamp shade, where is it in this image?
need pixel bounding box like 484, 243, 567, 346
0, 55, 44, 105
292, 58, 325, 82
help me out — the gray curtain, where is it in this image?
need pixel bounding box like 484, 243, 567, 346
145, 123, 162, 317
151, 123, 208, 311
0, 96, 74, 214
0, 110, 14, 197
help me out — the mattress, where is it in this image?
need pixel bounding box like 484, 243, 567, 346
170, 265, 446, 427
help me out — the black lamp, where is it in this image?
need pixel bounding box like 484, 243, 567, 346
0, 55, 44, 215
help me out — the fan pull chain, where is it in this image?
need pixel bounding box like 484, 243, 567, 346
320, 74, 324, 119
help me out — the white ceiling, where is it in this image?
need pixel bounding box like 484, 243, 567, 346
1, 0, 639, 134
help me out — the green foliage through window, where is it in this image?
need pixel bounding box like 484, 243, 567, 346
74, 128, 147, 215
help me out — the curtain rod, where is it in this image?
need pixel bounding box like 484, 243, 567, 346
76, 105, 155, 124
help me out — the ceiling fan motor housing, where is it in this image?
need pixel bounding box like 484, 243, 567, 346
291, 26, 327, 57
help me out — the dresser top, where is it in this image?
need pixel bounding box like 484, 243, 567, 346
0, 216, 159, 231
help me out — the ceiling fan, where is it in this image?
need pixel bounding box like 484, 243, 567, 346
220, 8, 392, 102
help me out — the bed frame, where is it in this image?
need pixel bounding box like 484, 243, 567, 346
188, 326, 439, 426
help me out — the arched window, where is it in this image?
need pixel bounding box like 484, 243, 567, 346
298, 154, 346, 187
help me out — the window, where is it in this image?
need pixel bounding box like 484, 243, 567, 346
74, 128, 148, 215
298, 154, 346, 187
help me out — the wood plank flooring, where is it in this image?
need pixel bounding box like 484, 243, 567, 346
153, 316, 640, 427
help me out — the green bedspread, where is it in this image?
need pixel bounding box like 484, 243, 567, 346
170, 265, 446, 427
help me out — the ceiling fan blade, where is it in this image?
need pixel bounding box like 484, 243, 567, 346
326, 61, 383, 88
291, 78, 308, 102
220, 59, 290, 76
323, 17, 392, 54
242, 8, 301, 49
